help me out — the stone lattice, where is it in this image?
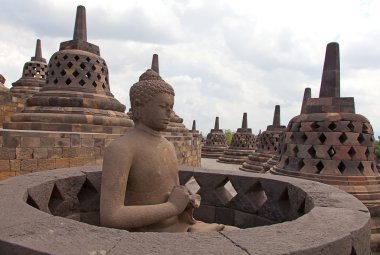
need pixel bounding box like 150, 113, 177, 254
10, 39, 47, 95
4, 6, 133, 134
241, 105, 286, 173
270, 42, 380, 252
201, 117, 228, 159
218, 113, 256, 164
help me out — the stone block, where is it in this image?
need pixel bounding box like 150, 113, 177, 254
55, 158, 70, 168
0, 148, 16, 160
70, 135, 81, 147
47, 148, 62, 158
37, 159, 56, 171
70, 157, 84, 167
81, 138, 95, 147
20, 159, 37, 171
55, 138, 70, 147
194, 205, 215, 223
0, 160, 10, 171
0, 171, 16, 180
40, 137, 55, 147
215, 207, 235, 226
33, 148, 48, 159
16, 148, 33, 159
10, 160, 20, 171
62, 147, 79, 158
21, 137, 40, 147
2, 135, 20, 148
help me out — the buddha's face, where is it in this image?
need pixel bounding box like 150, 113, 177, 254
139, 93, 174, 131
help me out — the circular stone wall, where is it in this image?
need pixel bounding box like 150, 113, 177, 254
0, 166, 371, 254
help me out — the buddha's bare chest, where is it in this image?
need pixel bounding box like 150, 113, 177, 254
127, 144, 178, 192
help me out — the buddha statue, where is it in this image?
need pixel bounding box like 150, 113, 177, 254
100, 68, 235, 232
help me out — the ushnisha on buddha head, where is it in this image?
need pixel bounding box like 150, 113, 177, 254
129, 69, 175, 131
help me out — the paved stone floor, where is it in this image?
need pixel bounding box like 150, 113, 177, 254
201, 158, 241, 171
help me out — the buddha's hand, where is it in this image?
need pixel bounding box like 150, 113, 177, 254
168, 186, 190, 214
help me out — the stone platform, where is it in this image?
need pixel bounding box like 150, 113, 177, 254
0, 165, 370, 254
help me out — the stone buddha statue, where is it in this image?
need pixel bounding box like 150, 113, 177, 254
100, 68, 235, 232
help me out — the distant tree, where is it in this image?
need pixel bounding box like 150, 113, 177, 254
224, 129, 234, 146
375, 139, 380, 158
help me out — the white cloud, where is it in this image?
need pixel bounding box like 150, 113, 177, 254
0, 0, 379, 138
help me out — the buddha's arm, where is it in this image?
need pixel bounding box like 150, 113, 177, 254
100, 143, 188, 230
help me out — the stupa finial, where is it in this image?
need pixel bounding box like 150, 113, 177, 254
191, 120, 197, 132
242, 113, 248, 129
319, 42, 340, 98
214, 117, 219, 130
301, 87, 312, 114
151, 54, 159, 74
31, 39, 46, 63
73, 5, 87, 41
273, 105, 280, 127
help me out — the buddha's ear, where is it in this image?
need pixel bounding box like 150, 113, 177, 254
133, 98, 142, 108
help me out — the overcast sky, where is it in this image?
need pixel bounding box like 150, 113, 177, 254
0, 0, 379, 137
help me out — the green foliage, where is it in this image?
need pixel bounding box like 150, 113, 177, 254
375, 139, 380, 158
224, 129, 234, 146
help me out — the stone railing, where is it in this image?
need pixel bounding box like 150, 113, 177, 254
0, 166, 371, 254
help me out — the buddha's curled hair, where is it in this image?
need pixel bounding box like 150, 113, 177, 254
129, 69, 175, 120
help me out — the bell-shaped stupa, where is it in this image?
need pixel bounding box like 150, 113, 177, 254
4, 6, 133, 133
10, 39, 47, 95
270, 43, 380, 249
240, 105, 286, 172
201, 117, 228, 158
218, 113, 256, 164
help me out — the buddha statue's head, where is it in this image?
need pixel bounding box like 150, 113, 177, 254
130, 69, 175, 131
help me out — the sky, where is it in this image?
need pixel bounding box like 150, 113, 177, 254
0, 0, 380, 137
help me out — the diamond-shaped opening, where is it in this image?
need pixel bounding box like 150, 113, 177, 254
224, 180, 237, 200
65, 78, 72, 85
63, 55, 68, 60
60, 70, 66, 76
365, 148, 370, 159
362, 123, 369, 134
358, 162, 364, 173
301, 133, 307, 142
327, 146, 336, 158
86, 57, 91, 62
67, 62, 73, 68
72, 70, 79, 78
328, 122, 337, 131
102, 83, 106, 89
55, 62, 61, 67
297, 159, 305, 170
338, 161, 346, 174
96, 59, 100, 64
284, 158, 290, 166
308, 146, 316, 158
26, 194, 39, 209
78, 179, 98, 211
74, 55, 80, 61
347, 122, 355, 132
311, 122, 320, 130
316, 161, 324, 173
297, 199, 306, 215
318, 133, 326, 144
185, 177, 200, 195
293, 146, 299, 155
348, 147, 356, 158
80, 63, 86, 70
54, 55, 58, 60
79, 79, 86, 86
246, 181, 267, 208
85, 72, 91, 78
91, 81, 97, 87
101, 67, 105, 73
53, 78, 58, 84
289, 133, 294, 141
357, 133, 365, 144
105, 76, 109, 83
339, 133, 348, 144
48, 184, 64, 215
91, 65, 96, 71
97, 74, 101, 80
351, 246, 357, 255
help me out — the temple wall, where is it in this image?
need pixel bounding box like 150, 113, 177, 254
0, 93, 26, 128
0, 129, 201, 181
